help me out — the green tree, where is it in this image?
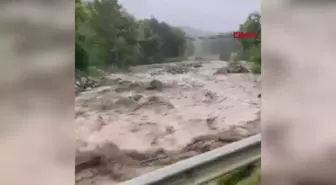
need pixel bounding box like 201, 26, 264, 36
137, 17, 187, 64
75, 0, 187, 70
75, 42, 89, 71
87, 0, 139, 67
238, 12, 260, 53
75, 0, 90, 71
238, 12, 261, 73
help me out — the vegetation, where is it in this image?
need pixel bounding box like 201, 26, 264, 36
75, 0, 189, 73
217, 163, 261, 185
204, 12, 261, 73
75, 0, 260, 75
236, 12, 261, 73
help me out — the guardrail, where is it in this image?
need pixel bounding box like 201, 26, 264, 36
122, 134, 261, 185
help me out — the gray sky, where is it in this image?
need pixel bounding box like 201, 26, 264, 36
119, 0, 260, 33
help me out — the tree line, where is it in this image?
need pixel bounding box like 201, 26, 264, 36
75, 0, 189, 72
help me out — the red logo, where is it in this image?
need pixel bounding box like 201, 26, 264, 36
233, 32, 258, 39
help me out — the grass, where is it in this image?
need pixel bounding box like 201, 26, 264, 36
216, 162, 260, 185
251, 63, 261, 74
237, 167, 260, 185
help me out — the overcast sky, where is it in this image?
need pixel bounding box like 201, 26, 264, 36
119, 0, 260, 33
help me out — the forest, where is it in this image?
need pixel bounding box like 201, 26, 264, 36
75, 0, 260, 73
75, 0, 190, 72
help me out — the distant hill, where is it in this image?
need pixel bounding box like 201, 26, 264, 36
179, 26, 218, 38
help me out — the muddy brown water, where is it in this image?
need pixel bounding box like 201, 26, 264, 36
75, 60, 260, 185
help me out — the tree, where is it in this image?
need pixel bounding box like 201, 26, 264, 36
75, 0, 89, 71
75, 42, 89, 71
137, 17, 187, 64
86, 0, 140, 67
75, 0, 187, 70
238, 13, 260, 49
238, 12, 261, 73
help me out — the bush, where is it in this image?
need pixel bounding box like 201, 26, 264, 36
217, 163, 260, 185
251, 62, 261, 74
237, 167, 260, 185
249, 44, 261, 74
75, 42, 89, 72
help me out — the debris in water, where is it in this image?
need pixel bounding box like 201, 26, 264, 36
147, 79, 165, 90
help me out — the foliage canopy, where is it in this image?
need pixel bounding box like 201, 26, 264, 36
75, 0, 189, 71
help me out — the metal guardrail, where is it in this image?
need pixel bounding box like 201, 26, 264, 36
122, 134, 261, 185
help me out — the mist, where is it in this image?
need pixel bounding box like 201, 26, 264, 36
119, 0, 260, 33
